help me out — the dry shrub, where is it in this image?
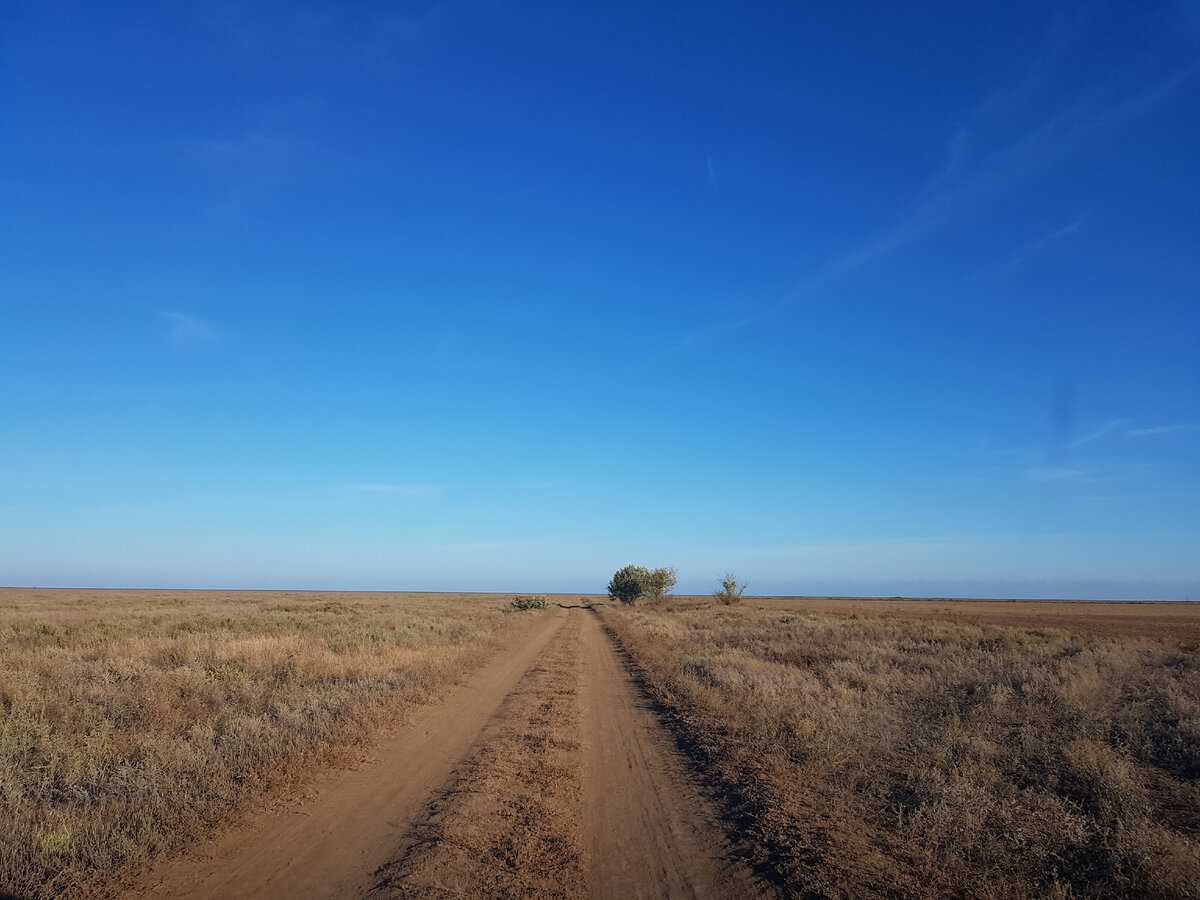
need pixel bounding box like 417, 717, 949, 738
510, 596, 549, 610
0, 589, 523, 899
604, 602, 1200, 899
714, 574, 746, 606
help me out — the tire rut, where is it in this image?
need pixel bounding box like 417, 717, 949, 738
128, 607, 770, 899
580, 611, 769, 900
130, 613, 566, 900
368, 616, 585, 899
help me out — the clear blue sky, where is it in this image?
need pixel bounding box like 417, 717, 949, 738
3, 2, 1198, 598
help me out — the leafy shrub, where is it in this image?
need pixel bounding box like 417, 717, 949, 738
607, 565, 677, 604
714, 573, 746, 605
608, 566, 650, 604
510, 596, 548, 610
644, 567, 678, 602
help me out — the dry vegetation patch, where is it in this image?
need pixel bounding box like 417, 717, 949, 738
0, 589, 525, 899
604, 600, 1200, 899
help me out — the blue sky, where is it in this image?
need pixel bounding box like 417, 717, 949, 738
2, 1, 1198, 598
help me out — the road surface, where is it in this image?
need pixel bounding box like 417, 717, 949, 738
132, 608, 768, 899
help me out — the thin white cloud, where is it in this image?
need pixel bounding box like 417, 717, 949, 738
1069, 418, 1126, 448
160, 312, 217, 346
176, 132, 349, 211
1001, 216, 1085, 272
180, 134, 324, 194
1126, 424, 1198, 437
669, 307, 757, 353
185, 133, 318, 168
204, 2, 479, 71
706, 152, 719, 194
677, 56, 1199, 349
1025, 465, 1093, 483
819, 61, 1195, 281
918, 125, 970, 199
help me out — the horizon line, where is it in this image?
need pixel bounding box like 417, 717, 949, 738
2, 584, 1197, 603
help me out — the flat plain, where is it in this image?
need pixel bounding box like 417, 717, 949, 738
0, 589, 531, 898
609, 595, 1200, 898
2, 588, 1198, 899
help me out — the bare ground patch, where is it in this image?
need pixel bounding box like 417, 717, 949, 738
370, 616, 584, 899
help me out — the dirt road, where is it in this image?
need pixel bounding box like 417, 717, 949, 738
131, 608, 767, 899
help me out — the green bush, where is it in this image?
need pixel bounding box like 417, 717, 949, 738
607, 566, 648, 604
607, 565, 677, 604
509, 596, 548, 610
644, 567, 677, 602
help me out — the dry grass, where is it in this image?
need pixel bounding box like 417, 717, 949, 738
603, 599, 1200, 899
0, 589, 527, 899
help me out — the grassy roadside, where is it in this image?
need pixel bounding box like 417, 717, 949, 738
601, 600, 1200, 899
0, 589, 531, 899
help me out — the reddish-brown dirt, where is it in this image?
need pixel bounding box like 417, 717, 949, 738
128, 607, 766, 899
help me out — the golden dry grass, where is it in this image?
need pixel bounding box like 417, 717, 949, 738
0, 589, 527, 899
604, 598, 1200, 899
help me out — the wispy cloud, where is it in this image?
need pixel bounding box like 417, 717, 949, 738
343, 482, 444, 498
1069, 418, 1127, 448
179, 133, 327, 204
178, 124, 376, 215
184, 133, 320, 170
670, 307, 758, 352
677, 53, 1198, 349
203, 1, 483, 71
1126, 424, 1198, 438
817, 62, 1195, 282
917, 125, 970, 199
160, 312, 217, 347
1001, 216, 1085, 272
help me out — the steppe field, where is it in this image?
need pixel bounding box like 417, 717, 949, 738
2, 588, 1199, 899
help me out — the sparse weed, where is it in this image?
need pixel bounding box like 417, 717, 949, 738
713, 573, 746, 605
510, 596, 548, 610
605, 601, 1200, 899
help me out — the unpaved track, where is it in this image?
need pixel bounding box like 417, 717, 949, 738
133, 613, 566, 900
130, 608, 766, 900
580, 612, 763, 900
369, 615, 586, 898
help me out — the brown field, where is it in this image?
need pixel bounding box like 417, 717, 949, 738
3, 589, 1199, 899
743, 595, 1200, 642
0, 589, 532, 899
604, 596, 1200, 898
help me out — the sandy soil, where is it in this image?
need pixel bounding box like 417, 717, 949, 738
126, 607, 766, 899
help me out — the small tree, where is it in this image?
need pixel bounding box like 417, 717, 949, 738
714, 573, 746, 605
607, 564, 676, 604
644, 567, 678, 602
608, 565, 651, 604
